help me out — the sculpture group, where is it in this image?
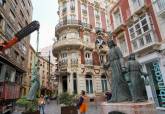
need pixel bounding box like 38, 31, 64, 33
104, 40, 148, 103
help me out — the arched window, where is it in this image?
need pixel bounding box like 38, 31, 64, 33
86, 74, 93, 94
101, 75, 108, 92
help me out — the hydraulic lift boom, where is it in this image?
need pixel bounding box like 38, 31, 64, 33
0, 20, 40, 51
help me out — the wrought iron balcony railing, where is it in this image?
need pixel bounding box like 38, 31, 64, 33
55, 20, 92, 32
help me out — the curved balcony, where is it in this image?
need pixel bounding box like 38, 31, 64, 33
52, 38, 83, 55
55, 20, 92, 35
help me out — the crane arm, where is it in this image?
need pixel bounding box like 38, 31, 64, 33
0, 20, 40, 51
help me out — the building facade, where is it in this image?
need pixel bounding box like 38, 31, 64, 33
26, 45, 55, 96
108, 0, 165, 109
0, 0, 33, 113
53, 0, 111, 98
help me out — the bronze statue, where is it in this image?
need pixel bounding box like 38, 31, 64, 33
27, 64, 40, 100
104, 40, 131, 102
126, 53, 148, 102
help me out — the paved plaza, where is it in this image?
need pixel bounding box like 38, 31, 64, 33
12, 100, 101, 114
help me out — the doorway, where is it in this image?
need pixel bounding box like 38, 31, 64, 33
62, 76, 67, 93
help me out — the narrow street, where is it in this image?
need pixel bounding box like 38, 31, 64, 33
12, 100, 102, 114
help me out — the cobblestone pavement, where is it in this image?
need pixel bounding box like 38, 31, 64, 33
12, 100, 102, 114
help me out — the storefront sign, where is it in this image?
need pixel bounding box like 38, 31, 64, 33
153, 62, 165, 107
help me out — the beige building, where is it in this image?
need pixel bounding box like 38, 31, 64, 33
53, 0, 111, 98
25, 45, 55, 96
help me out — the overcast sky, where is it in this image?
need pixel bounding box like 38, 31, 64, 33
30, 0, 58, 50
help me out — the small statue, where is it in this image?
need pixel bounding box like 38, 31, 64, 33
27, 64, 40, 100
126, 53, 148, 102
104, 40, 131, 102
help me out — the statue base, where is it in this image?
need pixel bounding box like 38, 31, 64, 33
100, 101, 156, 114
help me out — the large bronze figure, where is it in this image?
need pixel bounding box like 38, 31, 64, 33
27, 64, 40, 100
104, 40, 131, 102
126, 53, 148, 102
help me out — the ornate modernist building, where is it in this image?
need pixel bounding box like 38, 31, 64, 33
53, 0, 111, 97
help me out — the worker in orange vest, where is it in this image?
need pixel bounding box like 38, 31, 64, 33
77, 90, 89, 114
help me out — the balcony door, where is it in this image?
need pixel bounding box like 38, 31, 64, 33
86, 75, 93, 94
62, 76, 67, 93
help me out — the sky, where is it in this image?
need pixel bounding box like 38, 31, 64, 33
30, 0, 58, 51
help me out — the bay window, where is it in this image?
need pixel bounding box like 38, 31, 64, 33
128, 15, 155, 51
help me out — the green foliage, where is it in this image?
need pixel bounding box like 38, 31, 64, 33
59, 93, 76, 106
16, 97, 38, 112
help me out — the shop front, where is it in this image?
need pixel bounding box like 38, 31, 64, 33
138, 52, 165, 108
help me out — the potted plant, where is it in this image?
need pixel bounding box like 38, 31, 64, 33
16, 97, 40, 114
59, 93, 78, 114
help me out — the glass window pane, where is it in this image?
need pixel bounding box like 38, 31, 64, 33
105, 80, 108, 91
135, 23, 140, 30
141, 18, 147, 26
139, 38, 145, 46
132, 40, 138, 49
86, 80, 89, 93
101, 80, 104, 92
143, 25, 149, 32
90, 80, 93, 93
145, 33, 152, 43
136, 29, 142, 36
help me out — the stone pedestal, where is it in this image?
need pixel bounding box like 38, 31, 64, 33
100, 101, 156, 114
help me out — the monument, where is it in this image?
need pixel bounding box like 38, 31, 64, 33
96, 37, 156, 114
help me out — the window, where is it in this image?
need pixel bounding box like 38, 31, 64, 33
61, 52, 67, 65
82, 17, 87, 23
70, 15, 76, 20
118, 35, 128, 55
86, 75, 93, 94
101, 75, 108, 92
27, 10, 30, 16
81, 3, 87, 12
18, 23, 22, 30
132, 0, 141, 9
6, 24, 14, 39
70, 0, 75, 11
18, 41, 27, 55
28, 0, 31, 7
10, 10, 15, 21
154, 0, 165, 13
71, 52, 78, 64
96, 22, 101, 28
95, 9, 100, 19
20, 10, 24, 17
73, 73, 77, 94
100, 55, 104, 64
14, 0, 18, 5
128, 15, 153, 50
85, 52, 92, 65
62, 1, 67, 14
114, 9, 122, 28
22, 0, 25, 6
